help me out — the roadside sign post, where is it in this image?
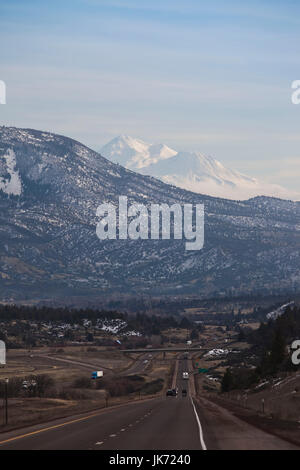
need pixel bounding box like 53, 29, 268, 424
198, 368, 209, 374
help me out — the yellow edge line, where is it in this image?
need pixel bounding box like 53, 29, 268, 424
0, 395, 159, 446
0, 410, 105, 446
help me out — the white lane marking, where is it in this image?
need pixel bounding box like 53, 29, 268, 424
190, 397, 207, 451
109, 434, 117, 438
121, 428, 126, 432
95, 441, 103, 446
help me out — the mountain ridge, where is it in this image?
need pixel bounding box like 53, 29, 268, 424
0, 126, 299, 302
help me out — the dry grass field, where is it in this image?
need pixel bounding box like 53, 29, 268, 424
0, 345, 174, 431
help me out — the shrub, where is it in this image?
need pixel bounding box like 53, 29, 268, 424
58, 388, 90, 400
73, 376, 92, 389
141, 378, 164, 395
96, 375, 145, 397
0, 377, 23, 398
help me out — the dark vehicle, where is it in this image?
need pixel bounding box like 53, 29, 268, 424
166, 388, 177, 397
182, 389, 187, 397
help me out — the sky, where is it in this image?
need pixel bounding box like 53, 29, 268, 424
0, 0, 300, 190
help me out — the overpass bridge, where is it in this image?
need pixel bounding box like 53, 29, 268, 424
120, 347, 209, 354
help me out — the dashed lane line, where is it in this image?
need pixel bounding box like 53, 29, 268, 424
0, 410, 115, 446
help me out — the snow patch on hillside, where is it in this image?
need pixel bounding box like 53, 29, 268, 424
0, 149, 22, 195
97, 318, 141, 336
266, 301, 295, 320
204, 348, 229, 357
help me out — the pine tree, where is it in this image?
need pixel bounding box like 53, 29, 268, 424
221, 368, 234, 393
269, 328, 286, 372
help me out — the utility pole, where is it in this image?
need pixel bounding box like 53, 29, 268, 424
4, 378, 8, 425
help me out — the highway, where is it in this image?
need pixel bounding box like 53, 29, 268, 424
0, 356, 298, 450
121, 353, 156, 376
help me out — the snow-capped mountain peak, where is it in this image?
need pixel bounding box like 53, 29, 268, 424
100, 135, 177, 170
101, 136, 300, 201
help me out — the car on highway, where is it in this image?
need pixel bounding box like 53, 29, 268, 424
182, 389, 187, 397
166, 388, 178, 397
182, 371, 189, 380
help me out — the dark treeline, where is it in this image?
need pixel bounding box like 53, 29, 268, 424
0, 304, 125, 322
246, 306, 300, 349
195, 301, 295, 327
221, 304, 300, 392
0, 304, 187, 337
131, 312, 178, 335
248, 304, 300, 362
107, 294, 297, 316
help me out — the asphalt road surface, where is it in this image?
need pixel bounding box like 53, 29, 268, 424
0, 357, 298, 450
121, 353, 155, 376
